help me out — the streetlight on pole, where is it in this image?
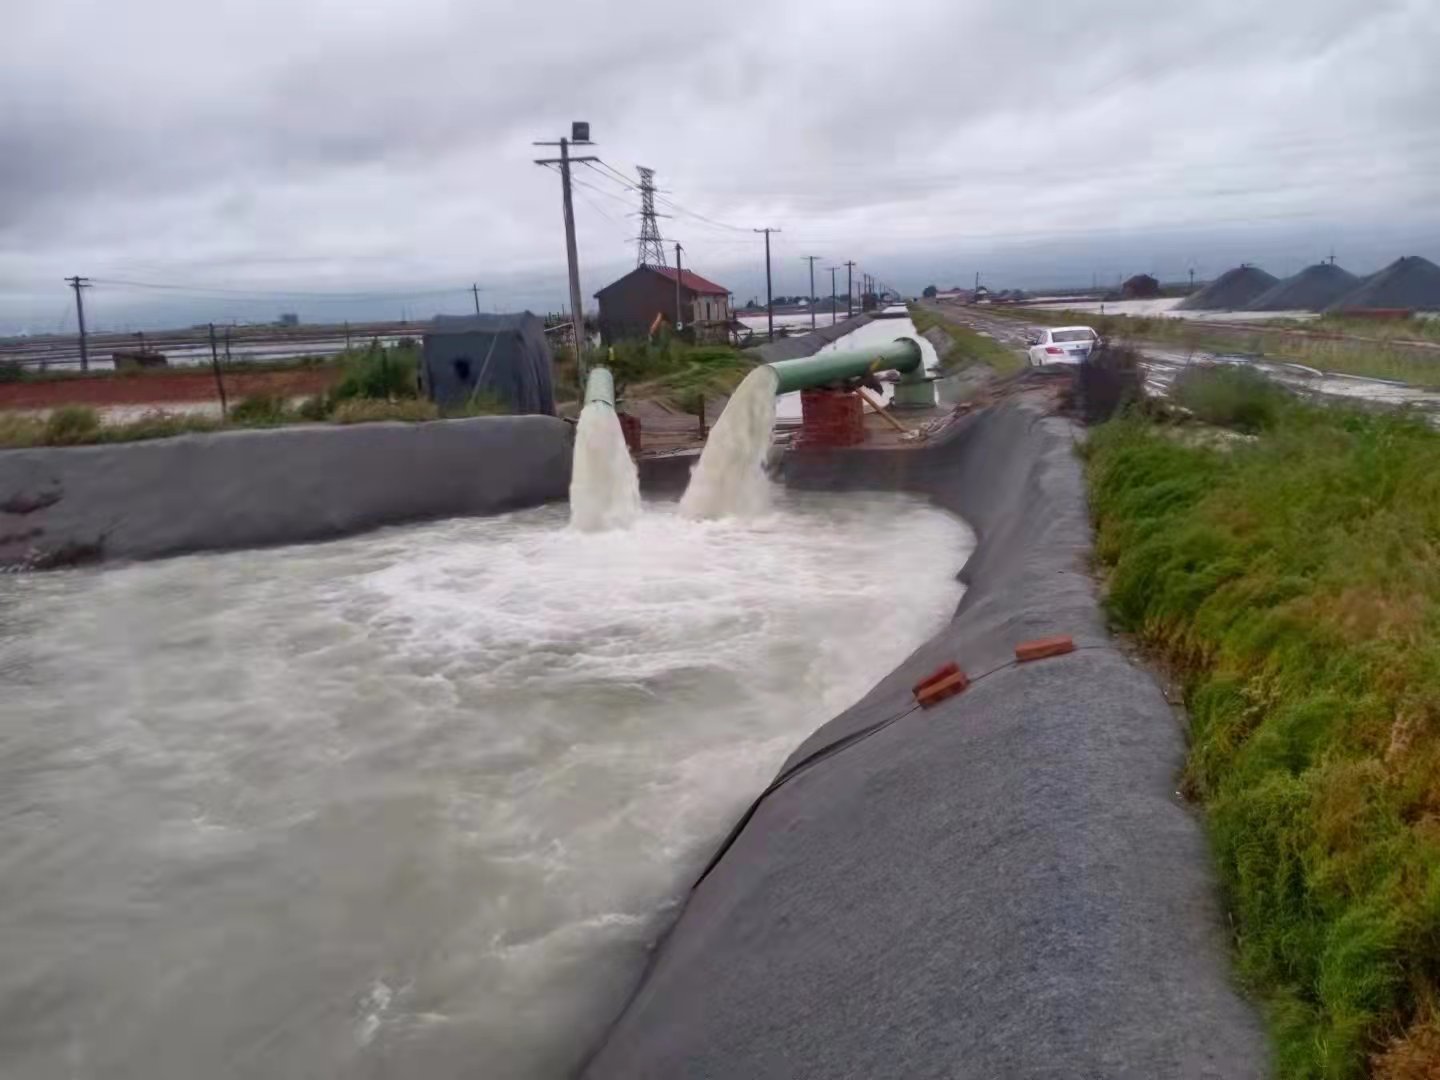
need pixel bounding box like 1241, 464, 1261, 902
534, 121, 597, 385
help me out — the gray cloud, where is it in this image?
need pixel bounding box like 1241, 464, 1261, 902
3, 0, 1438, 331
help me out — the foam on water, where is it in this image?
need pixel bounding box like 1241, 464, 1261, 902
568, 400, 641, 531
678, 365, 779, 519
0, 493, 972, 1079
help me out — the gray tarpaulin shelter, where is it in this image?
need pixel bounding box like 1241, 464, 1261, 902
420, 313, 556, 415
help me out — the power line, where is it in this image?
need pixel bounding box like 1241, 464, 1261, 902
587, 159, 641, 192
588, 159, 751, 234
88, 278, 470, 303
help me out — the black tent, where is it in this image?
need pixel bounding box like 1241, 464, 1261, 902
420, 313, 556, 415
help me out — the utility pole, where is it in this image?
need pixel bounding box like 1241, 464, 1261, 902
534, 121, 597, 383
844, 260, 856, 319
801, 256, 821, 330
66, 276, 91, 372
828, 267, 839, 326
471, 283, 482, 316
208, 323, 228, 418
674, 242, 684, 331
755, 227, 781, 342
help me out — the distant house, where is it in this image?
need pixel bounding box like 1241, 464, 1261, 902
1122, 274, 1161, 299
276, 313, 300, 327
594, 265, 732, 344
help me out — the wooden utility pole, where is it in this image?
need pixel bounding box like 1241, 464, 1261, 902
754, 227, 780, 342
674, 242, 684, 332
66, 276, 91, 372
471, 283, 482, 315
844, 260, 856, 319
534, 122, 597, 383
828, 267, 838, 326
208, 323, 228, 417
801, 255, 820, 330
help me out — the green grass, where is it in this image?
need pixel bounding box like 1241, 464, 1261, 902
331, 341, 420, 401
908, 303, 1026, 375
1086, 396, 1440, 1078
1172, 366, 1290, 433
0, 408, 221, 448
606, 336, 753, 408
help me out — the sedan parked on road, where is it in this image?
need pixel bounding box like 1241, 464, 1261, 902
1026, 326, 1098, 366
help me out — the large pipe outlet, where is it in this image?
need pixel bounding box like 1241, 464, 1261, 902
583, 366, 616, 409
765, 338, 922, 395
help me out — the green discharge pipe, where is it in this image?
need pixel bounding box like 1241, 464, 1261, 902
765, 338, 922, 395
584, 365, 616, 409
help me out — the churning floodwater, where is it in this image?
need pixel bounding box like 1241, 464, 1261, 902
0, 494, 972, 1080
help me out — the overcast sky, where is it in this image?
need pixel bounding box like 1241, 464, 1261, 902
3, 0, 1437, 331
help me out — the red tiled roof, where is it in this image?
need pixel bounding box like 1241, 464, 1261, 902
648, 265, 729, 296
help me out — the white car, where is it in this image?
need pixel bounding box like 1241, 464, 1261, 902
1026, 326, 1098, 366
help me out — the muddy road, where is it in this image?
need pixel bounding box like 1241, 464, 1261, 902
922, 302, 1440, 416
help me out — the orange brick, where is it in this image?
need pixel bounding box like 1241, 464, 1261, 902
1015, 635, 1076, 663
912, 661, 960, 699
916, 669, 970, 708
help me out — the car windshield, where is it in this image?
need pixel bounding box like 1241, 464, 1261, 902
1052, 329, 1096, 343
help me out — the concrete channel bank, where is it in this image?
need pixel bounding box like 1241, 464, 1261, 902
0, 415, 572, 568
592, 396, 1267, 1078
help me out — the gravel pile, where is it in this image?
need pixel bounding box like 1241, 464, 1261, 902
1327, 256, 1440, 312
1245, 263, 1359, 311
1177, 265, 1279, 311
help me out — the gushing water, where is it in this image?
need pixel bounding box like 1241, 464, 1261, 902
679, 365, 780, 519
569, 400, 640, 531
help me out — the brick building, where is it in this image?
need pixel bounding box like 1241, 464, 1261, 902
594, 265, 731, 344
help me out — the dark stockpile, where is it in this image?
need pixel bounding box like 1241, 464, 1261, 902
1326, 255, 1440, 312
1176, 264, 1279, 311
1244, 262, 1359, 311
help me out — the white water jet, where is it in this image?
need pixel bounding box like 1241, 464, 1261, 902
569, 400, 641, 531
679, 365, 779, 520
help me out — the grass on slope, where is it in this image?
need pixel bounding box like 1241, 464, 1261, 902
908, 303, 1026, 375
1086, 388, 1440, 1078
605, 336, 753, 410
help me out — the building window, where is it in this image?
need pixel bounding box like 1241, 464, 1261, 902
454, 358, 472, 381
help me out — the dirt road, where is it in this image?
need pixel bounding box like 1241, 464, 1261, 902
921, 301, 1440, 416
0, 367, 342, 412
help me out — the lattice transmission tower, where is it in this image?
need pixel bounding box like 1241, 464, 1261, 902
635, 166, 669, 268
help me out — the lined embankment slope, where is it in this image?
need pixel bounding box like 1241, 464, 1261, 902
591, 397, 1266, 1078
0, 415, 572, 567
